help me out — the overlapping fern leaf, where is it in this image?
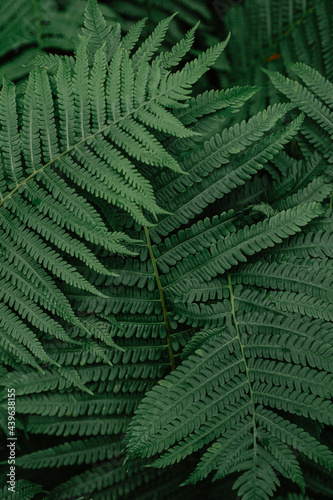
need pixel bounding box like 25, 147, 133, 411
125, 200, 333, 498
265, 62, 333, 164
0, 0, 228, 376
124, 54, 333, 499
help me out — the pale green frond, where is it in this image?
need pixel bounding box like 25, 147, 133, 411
0, 78, 22, 188
16, 436, 122, 468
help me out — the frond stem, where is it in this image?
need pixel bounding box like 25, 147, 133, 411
142, 209, 176, 371
227, 272, 257, 456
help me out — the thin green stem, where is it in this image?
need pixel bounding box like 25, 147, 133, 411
227, 273, 257, 456
142, 210, 175, 371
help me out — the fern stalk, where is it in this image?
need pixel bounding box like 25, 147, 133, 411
142, 210, 176, 371
227, 272, 258, 456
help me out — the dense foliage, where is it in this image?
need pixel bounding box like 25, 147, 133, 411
0, 0, 332, 499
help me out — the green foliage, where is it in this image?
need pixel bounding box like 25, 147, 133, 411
0, 1, 332, 499
0, 479, 44, 500
0, 0, 229, 374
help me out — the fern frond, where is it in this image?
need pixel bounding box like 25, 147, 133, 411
233, 260, 333, 303
174, 86, 259, 126
81, 0, 117, 62
274, 176, 333, 211
257, 407, 333, 471
265, 66, 333, 139
263, 230, 333, 260
152, 110, 304, 238
164, 203, 323, 295
13, 391, 142, 418
0, 479, 43, 500
0, 78, 22, 191
126, 307, 333, 495
155, 210, 236, 272
291, 62, 333, 108
47, 459, 189, 500
16, 436, 122, 468
267, 290, 333, 322
132, 13, 177, 70
0, 4, 224, 369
